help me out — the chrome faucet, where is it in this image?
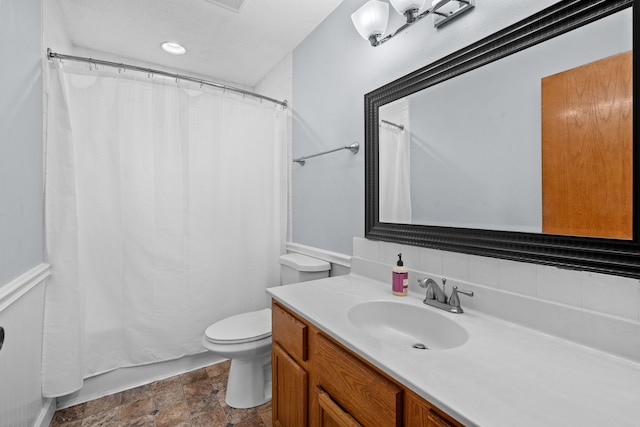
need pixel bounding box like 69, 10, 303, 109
421, 277, 447, 303
418, 277, 474, 314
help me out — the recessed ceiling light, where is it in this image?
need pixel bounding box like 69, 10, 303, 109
161, 41, 187, 55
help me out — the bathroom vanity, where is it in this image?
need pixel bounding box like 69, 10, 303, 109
271, 301, 460, 427
268, 274, 640, 427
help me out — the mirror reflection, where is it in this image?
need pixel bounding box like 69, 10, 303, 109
379, 8, 632, 239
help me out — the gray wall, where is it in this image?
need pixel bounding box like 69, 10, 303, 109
291, 0, 563, 255
0, 0, 43, 286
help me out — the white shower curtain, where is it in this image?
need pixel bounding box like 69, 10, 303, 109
379, 122, 412, 224
42, 63, 287, 397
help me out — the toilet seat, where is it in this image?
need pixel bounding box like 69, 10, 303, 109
205, 308, 271, 345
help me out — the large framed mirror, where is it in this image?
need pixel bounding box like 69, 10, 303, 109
365, 0, 640, 278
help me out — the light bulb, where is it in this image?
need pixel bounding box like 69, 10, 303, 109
351, 0, 390, 43
390, 0, 426, 15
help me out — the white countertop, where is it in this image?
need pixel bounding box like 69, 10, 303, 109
267, 274, 640, 427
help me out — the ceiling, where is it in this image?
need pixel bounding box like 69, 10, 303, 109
54, 0, 345, 87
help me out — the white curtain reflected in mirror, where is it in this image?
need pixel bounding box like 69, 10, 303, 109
379, 99, 412, 224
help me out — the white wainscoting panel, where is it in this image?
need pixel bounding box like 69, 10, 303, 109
0, 264, 51, 427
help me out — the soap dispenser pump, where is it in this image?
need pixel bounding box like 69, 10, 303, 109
392, 253, 409, 296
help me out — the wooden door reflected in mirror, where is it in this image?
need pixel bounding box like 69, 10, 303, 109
542, 51, 633, 239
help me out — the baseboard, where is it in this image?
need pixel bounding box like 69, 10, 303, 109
34, 398, 56, 427
56, 352, 225, 409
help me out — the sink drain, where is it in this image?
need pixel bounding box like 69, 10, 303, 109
412, 343, 428, 350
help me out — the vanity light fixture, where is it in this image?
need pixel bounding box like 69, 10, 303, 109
161, 41, 187, 55
351, 0, 475, 47
390, 0, 425, 23
351, 0, 390, 46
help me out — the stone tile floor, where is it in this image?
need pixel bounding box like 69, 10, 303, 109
49, 360, 272, 427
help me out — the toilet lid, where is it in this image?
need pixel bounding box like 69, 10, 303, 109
280, 253, 330, 272
205, 308, 271, 344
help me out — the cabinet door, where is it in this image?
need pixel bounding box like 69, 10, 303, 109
405, 389, 462, 427
317, 387, 362, 427
273, 343, 308, 427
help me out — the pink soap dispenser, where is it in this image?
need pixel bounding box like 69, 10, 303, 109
392, 253, 408, 296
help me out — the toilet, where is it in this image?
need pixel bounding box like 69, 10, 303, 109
201, 253, 330, 408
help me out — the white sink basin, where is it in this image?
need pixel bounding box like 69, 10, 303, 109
347, 301, 468, 350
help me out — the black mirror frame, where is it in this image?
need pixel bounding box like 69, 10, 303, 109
365, 0, 640, 279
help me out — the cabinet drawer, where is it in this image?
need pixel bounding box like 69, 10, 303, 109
315, 333, 402, 427
272, 302, 308, 363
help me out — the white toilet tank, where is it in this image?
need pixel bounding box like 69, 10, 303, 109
279, 253, 330, 285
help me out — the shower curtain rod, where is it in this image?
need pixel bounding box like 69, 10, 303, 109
47, 49, 288, 109
293, 142, 359, 166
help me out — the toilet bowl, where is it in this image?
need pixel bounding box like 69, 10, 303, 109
202, 253, 330, 409
201, 309, 273, 409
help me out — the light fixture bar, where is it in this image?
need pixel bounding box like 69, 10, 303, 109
433, 0, 475, 28
372, 0, 474, 47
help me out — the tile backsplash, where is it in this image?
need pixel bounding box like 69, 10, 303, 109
352, 237, 640, 362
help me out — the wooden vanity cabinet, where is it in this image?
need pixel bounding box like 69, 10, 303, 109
272, 301, 463, 427
272, 303, 309, 427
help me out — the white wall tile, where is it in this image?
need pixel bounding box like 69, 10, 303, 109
581, 272, 639, 320
371, 242, 639, 320
362, 239, 380, 262
536, 265, 582, 307
469, 254, 500, 288
419, 248, 443, 275
399, 245, 421, 271
381, 242, 404, 265
499, 259, 536, 296
352, 237, 366, 258
443, 251, 469, 281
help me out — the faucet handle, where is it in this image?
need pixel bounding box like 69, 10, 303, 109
417, 277, 428, 288
448, 286, 474, 309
